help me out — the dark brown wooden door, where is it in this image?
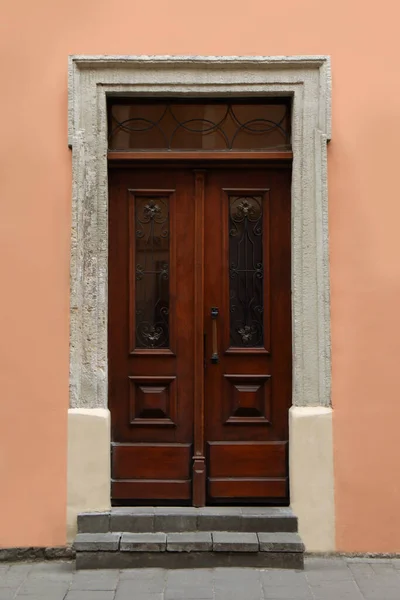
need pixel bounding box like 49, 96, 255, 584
203, 167, 291, 503
109, 167, 196, 502
109, 164, 291, 505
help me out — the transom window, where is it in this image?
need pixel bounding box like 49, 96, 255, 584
107, 98, 291, 153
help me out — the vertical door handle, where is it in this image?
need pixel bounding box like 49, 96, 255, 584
211, 307, 219, 364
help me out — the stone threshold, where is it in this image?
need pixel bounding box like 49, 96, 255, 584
78, 506, 298, 534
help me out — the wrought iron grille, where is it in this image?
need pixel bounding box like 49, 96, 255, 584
135, 196, 170, 349
108, 100, 291, 152
229, 195, 264, 348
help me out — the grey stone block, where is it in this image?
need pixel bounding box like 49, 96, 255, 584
110, 508, 154, 533
120, 533, 166, 552
258, 532, 304, 552
212, 532, 259, 552
154, 510, 197, 532
77, 511, 110, 533
197, 507, 242, 532
240, 507, 298, 532
74, 533, 120, 552
166, 532, 212, 552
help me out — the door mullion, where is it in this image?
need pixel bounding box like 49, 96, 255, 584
192, 170, 206, 507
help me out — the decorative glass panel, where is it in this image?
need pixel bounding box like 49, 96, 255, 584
135, 196, 169, 348
229, 195, 264, 347
109, 100, 291, 152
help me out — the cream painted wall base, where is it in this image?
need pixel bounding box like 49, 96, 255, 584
290, 406, 335, 552
67, 408, 111, 541
66, 406, 335, 548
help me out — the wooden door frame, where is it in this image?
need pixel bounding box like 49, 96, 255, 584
67, 56, 335, 550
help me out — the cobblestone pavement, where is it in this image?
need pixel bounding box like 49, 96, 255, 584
1, 557, 400, 599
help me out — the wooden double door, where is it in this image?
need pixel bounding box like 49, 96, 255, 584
109, 163, 291, 505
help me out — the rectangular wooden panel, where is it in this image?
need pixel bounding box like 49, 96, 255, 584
208, 478, 287, 498
112, 480, 191, 500
208, 442, 287, 478
129, 376, 177, 427
112, 444, 191, 480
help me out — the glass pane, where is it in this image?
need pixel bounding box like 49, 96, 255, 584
135, 196, 169, 348
109, 101, 291, 152
229, 195, 264, 347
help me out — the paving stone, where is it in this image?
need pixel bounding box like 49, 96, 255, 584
16, 596, 67, 600
69, 573, 119, 590
115, 594, 162, 600
258, 533, 304, 552
78, 512, 110, 533
28, 561, 74, 581
261, 584, 312, 598
119, 568, 166, 580
65, 592, 115, 600
305, 561, 353, 583
120, 533, 166, 552
356, 574, 400, 597
110, 508, 154, 533
164, 585, 214, 599
74, 532, 121, 552
167, 532, 212, 552
260, 570, 308, 586
346, 562, 376, 581
214, 587, 262, 600
117, 578, 165, 594
310, 579, 364, 599
370, 561, 397, 575
212, 532, 259, 552
0, 591, 18, 600
18, 580, 70, 595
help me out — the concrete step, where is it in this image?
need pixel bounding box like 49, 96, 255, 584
78, 506, 298, 534
74, 531, 304, 570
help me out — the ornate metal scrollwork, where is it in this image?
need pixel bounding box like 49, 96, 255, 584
135, 197, 170, 349
109, 101, 291, 152
229, 196, 264, 348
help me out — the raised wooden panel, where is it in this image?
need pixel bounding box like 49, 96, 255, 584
224, 374, 271, 424
112, 480, 191, 500
208, 478, 287, 498
112, 444, 191, 480
129, 376, 176, 427
207, 442, 287, 478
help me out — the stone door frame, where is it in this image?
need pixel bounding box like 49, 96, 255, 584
67, 55, 335, 551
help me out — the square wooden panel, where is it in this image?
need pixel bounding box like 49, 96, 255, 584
129, 376, 177, 427
223, 374, 271, 425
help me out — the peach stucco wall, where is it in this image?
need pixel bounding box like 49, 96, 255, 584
1, 0, 400, 551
